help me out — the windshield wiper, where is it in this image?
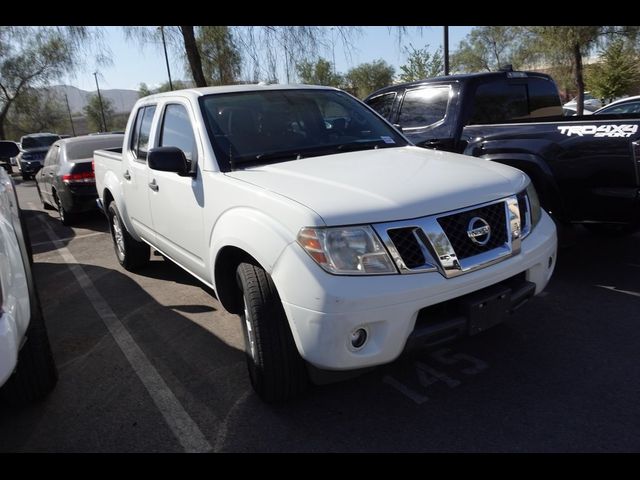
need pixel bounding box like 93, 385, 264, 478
232, 145, 338, 168
336, 139, 391, 153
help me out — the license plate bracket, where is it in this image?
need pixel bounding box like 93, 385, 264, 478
464, 285, 512, 336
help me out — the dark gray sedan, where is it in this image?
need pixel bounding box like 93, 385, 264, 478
35, 134, 124, 225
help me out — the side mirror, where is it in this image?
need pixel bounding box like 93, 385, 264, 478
0, 141, 20, 158
148, 146, 193, 177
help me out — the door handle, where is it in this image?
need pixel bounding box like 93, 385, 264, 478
148, 179, 159, 192
123, 170, 131, 181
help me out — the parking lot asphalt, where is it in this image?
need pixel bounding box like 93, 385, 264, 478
1, 176, 639, 452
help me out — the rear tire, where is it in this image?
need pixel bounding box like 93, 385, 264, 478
236, 261, 309, 402
107, 201, 150, 271
54, 192, 75, 226
0, 290, 58, 405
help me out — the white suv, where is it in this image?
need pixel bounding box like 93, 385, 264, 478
0, 141, 57, 404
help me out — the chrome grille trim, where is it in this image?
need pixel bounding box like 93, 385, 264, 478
373, 195, 523, 278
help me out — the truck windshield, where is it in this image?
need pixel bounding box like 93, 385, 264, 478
199, 89, 408, 169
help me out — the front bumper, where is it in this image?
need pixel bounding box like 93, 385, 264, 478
271, 212, 557, 370
19, 162, 42, 174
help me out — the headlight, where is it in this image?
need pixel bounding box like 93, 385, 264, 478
297, 226, 397, 275
526, 182, 541, 229
518, 182, 542, 238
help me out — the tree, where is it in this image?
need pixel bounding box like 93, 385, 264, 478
84, 94, 114, 132
296, 57, 342, 87
523, 27, 602, 115
125, 26, 360, 86
586, 39, 639, 103
5, 87, 67, 138
451, 26, 526, 73
345, 60, 395, 99
198, 26, 241, 86
399, 44, 444, 82
0, 27, 90, 139
138, 79, 189, 98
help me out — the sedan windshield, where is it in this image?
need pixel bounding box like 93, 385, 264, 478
199, 89, 408, 169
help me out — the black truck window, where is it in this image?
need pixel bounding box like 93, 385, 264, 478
469, 81, 528, 124
527, 77, 562, 118
470, 77, 562, 124
398, 86, 450, 129
367, 92, 396, 120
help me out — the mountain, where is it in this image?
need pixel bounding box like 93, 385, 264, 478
48, 85, 140, 115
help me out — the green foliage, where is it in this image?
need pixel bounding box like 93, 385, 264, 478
138, 80, 190, 98
0, 27, 86, 139
451, 26, 527, 73
197, 26, 241, 86
399, 44, 443, 82
5, 88, 67, 139
344, 59, 394, 99
523, 26, 604, 114
586, 40, 639, 102
83, 94, 114, 132
296, 57, 343, 86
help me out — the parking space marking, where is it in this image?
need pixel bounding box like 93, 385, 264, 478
32, 207, 213, 453
30, 231, 106, 248
597, 285, 640, 298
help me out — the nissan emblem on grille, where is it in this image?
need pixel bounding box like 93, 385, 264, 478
467, 217, 491, 246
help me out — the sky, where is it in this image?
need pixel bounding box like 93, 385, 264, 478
68, 26, 474, 92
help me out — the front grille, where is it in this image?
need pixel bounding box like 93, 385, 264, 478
388, 227, 425, 268
437, 202, 507, 260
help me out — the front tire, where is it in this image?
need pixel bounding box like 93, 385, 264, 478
236, 261, 309, 402
107, 201, 150, 271
0, 290, 58, 405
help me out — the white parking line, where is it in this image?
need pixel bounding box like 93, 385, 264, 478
597, 285, 640, 298
31, 207, 212, 453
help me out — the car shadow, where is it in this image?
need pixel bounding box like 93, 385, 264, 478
0, 261, 247, 452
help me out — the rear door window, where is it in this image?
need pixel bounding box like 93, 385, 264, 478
470, 77, 562, 124
130, 105, 157, 160
470, 80, 528, 124
398, 86, 450, 129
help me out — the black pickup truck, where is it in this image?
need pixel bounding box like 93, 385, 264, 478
365, 70, 640, 236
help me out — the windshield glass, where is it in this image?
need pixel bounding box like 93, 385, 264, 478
199, 89, 408, 169
21, 135, 59, 149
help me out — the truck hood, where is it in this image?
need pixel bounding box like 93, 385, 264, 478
225, 146, 528, 226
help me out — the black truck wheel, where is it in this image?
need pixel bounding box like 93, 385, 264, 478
0, 290, 58, 405
236, 261, 309, 402
107, 201, 150, 271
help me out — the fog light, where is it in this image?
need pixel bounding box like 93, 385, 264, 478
350, 328, 367, 349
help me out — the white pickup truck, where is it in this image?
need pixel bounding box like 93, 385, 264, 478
94, 85, 557, 402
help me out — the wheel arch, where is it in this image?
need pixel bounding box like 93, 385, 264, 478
479, 152, 570, 224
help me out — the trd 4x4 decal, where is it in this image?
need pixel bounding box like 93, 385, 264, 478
558, 124, 639, 138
